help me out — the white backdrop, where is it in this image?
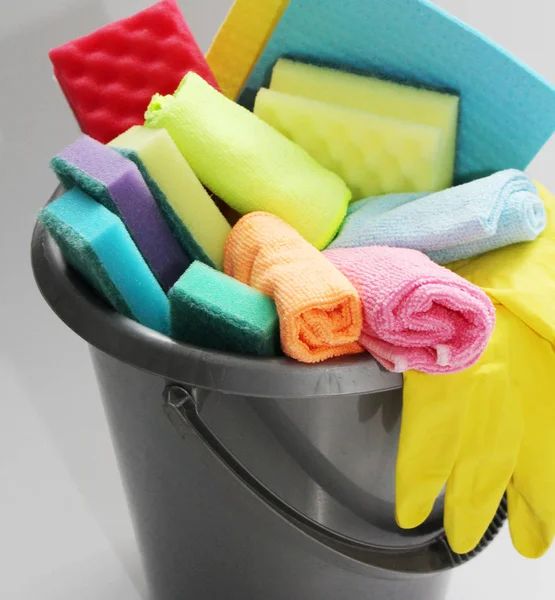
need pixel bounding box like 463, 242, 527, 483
0, 0, 554, 598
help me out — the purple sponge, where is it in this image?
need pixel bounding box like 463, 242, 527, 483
51, 135, 190, 291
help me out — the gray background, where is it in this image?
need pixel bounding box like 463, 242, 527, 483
1, 0, 554, 598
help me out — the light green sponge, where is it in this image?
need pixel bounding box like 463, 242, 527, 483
109, 126, 231, 271
254, 88, 444, 200
269, 59, 459, 192
169, 261, 280, 357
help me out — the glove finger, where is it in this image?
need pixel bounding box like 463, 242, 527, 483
396, 370, 472, 529
510, 331, 555, 525
508, 483, 555, 559
444, 367, 522, 554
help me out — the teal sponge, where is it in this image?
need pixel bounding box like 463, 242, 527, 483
39, 189, 170, 334
169, 261, 279, 356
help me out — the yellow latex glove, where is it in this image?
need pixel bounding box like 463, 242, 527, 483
397, 182, 555, 558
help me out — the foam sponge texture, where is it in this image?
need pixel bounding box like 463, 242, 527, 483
145, 72, 351, 249
240, 0, 555, 181
207, 0, 290, 99
49, 0, 219, 144
51, 135, 190, 291
254, 88, 444, 199
169, 261, 280, 356
39, 189, 170, 334
110, 126, 231, 271
270, 59, 459, 191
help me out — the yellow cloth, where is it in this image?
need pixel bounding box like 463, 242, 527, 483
397, 182, 555, 558
145, 72, 351, 250
224, 212, 364, 363
206, 0, 290, 100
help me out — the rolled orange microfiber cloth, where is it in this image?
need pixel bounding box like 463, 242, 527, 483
224, 212, 363, 363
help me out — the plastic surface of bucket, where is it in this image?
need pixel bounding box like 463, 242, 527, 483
31, 189, 506, 600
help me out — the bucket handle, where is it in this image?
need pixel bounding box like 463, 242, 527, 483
162, 385, 505, 574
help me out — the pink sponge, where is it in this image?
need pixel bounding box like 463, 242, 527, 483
49, 0, 220, 144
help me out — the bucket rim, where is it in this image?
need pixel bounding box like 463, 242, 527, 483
32, 188, 403, 399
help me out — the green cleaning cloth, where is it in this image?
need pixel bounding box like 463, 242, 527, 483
145, 71, 351, 249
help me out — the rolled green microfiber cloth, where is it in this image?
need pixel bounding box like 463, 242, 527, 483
169, 261, 280, 356
39, 188, 170, 334
145, 71, 351, 250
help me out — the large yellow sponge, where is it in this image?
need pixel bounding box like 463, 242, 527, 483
268, 59, 459, 193
109, 126, 231, 270
254, 88, 444, 200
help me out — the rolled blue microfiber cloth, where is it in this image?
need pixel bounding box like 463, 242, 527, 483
328, 170, 547, 264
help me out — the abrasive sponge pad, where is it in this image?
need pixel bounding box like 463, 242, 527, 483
207, 0, 290, 100
169, 261, 280, 357
145, 71, 351, 250
110, 126, 231, 271
240, 0, 555, 182
49, 0, 219, 144
254, 88, 443, 199
270, 58, 459, 191
39, 189, 170, 335
51, 135, 190, 291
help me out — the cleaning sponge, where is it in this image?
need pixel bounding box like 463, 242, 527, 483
239, 0, 555, 181
254, 88, 443, 199
51, 135, 190, 291
206, 0, 290, 99
269, 59, 459, 191
39, 188, 170, 335
49, 0, 219, 144
110, 126, 231, 270
145, 71, 351, 249
169, 261, 280, 356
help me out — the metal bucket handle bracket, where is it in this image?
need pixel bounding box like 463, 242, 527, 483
163, 385, 507, 575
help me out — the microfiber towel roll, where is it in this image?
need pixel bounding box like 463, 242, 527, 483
224, 212, 363, 363
51, 135, 190, 291
239, 0, 555, 181
329, 170, 546, 264
145, 71, 351, 250
324, 247, 495, 374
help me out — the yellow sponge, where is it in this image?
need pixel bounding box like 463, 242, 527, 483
206, 0, 290, 100
109, 126, 231, 270
269, 59, 459, 192
254, 88, 444, 200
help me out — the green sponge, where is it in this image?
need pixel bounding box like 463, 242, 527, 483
39, 188, 170, 335
254, 88, 444, 200
269, 59, 459, 192
169, 261, 280, 356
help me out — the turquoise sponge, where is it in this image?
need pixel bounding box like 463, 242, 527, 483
169, 261, 280, 356
39, 189, 170, 334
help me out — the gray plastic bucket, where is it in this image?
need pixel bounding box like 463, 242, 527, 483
31, 189, 506, 600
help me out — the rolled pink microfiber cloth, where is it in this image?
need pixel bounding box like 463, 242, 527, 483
323, 247, 496, 374
51, 135, 190, 291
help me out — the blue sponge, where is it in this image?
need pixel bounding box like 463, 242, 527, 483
239, 0, 555, 182
39, 189, 170, 335
169, 261, 280, 356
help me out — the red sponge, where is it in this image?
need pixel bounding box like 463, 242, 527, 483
49, 0, 219, 144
